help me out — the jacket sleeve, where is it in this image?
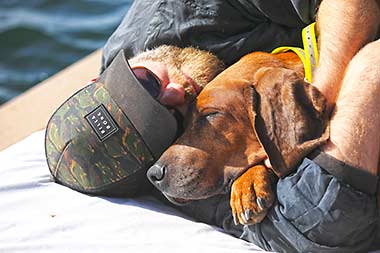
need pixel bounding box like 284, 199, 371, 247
101, 0, 318, 72
246, 0, 320, 26
289, 0, 321, 24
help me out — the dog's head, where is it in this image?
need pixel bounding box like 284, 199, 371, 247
147, 67, 329, 205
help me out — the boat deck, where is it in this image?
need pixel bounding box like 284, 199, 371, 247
0, 49, 102, 151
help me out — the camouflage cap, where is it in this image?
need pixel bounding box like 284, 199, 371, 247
45, 50, 178, 197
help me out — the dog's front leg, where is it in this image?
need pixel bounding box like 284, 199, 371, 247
230, 165, 276, 225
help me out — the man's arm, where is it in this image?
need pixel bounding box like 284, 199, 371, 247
315, 0, 380, 177
313, 0, 380, 110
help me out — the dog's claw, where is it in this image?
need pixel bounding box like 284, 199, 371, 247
257, 197, 266, 210
244, 209, 252, 222
233, 212, 239, 226
240, 212, 248, 224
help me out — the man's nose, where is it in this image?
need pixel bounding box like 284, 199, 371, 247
159, 82, 185, 106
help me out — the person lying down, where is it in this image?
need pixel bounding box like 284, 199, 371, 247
45, 45, 379, 253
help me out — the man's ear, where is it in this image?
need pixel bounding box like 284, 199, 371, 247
244, 67, 330, 177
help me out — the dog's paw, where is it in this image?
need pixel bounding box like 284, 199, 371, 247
230, 165, 275, 225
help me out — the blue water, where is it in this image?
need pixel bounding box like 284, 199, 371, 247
0, 0, 132, 105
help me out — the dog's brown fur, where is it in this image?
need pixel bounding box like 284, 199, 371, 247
147, 51, 329, 225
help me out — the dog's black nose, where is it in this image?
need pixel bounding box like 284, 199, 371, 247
147, 164, 166, 184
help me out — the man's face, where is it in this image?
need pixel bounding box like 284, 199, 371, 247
128, 45, 224, 115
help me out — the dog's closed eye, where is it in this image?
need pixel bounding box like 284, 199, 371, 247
191, 109, 224, 129
202, 111, 222, 120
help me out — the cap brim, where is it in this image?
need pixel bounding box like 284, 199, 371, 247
45, 49, 179, 195
97, 49, 178, 158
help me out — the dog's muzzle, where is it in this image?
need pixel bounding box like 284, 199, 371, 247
147, 164, 192, 206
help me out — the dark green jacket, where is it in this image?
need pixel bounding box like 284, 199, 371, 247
101, 0, 320, 71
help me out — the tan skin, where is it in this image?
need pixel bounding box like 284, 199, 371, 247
130, 61, 191, 115
310, 0, 380, 176
131, 61, 200, 115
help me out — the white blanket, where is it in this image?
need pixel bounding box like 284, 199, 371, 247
0, 131, 266, 253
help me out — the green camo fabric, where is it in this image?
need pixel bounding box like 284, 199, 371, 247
45, 82, 155, 193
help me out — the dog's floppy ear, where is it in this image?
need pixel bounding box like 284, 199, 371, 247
244, 67, 329, 177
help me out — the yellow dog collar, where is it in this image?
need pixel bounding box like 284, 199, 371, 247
272, 23, 318, 83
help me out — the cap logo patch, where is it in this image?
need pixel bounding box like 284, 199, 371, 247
85, 104, 119, 141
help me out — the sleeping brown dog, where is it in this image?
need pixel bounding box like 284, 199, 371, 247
147, 51, 329, 225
